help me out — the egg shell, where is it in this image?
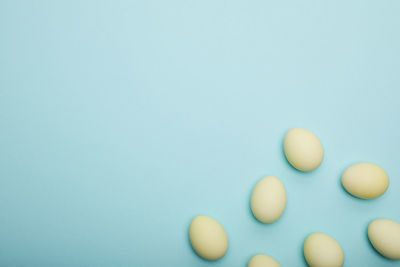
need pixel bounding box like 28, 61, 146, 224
248, 254, 281, 267
341, 162, 389, 199
368, 219, 400, 260
251, 176, 287, 223
283, 128, 324, 171
189, 216, 229, 261
304, 233, 344, 267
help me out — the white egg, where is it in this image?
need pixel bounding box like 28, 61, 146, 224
247, 254, 281, 267
251, 176, 287, 223
304, 233, 344, 267
248, 254, 281, 267
368, 219, 400, 260
341, 162, 389, 199
283, 128, 324, 171
189, 216, 229, 261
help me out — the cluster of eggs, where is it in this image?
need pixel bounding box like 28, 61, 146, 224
189, 128, 400, 266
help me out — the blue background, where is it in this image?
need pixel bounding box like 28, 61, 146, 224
1, 1, 399, 266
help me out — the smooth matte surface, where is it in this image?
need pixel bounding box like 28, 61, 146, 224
251, 176, 287, 223
304, 233, 344, 267
189, 216, 229, 261
342, 162, 389, 199
248, 254, 281, 267
1, 1, 400, 266
284, 128, 324, 171
368, 219, 400, 260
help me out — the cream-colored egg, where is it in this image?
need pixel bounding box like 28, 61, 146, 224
368, 219, 400, 260
341, 162, 389, 199
189, 216, 229, 261
248, 254, 281, 267
304, 233, 344, 267
251, 176, 287, 223
283, 128, 324, 171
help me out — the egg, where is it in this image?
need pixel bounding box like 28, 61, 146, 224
283, 128, 324, 171
248, 254, 281, 267
251, 176, 287, 223
189, 216, 229, 261
341, 162, 389, 199
368, 219, 400, 260
304, 233, 344, 267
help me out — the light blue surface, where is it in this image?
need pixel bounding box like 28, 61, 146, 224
1, 1, 400, 266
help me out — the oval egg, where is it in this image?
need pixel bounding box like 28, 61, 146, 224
368, 219, 400, 260
283, 128, 324, 171
304, 233, 344, 267
189, 216, 229, 261
248, 254, 281, 267
341, 162, 389, 199
251, 176, 287, 223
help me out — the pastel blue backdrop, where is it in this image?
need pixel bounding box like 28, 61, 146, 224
1, 1, 399, 266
